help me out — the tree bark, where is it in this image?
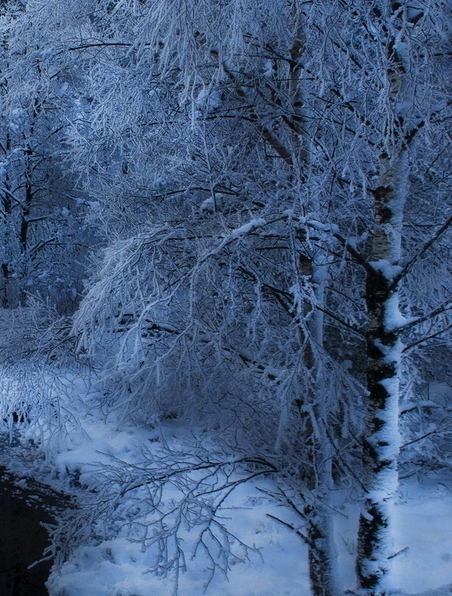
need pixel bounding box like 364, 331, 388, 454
290, 8, 339, 594
356, 4, 412, 591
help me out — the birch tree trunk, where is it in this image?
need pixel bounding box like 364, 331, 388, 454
356, 3, 414, 592
299, 252, 338, 596
287, 9, 339, 595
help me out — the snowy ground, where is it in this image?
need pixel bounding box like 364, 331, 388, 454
0, 370, 451, 596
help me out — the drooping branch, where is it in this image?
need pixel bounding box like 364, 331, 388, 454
316, 305, 365, 338
266, 513, 311, 547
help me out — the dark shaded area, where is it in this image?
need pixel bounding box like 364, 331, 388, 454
0, 467, 70, 596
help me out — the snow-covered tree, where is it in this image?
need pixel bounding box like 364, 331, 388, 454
0, 2, 93, 311
65, 1, 452, 594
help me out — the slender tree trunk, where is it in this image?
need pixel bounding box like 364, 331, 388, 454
289, 8, 339, 594
0, 133, 17, 309
356, 4, 413, 590
299, 253, 339, 596
302, 427, 339, 596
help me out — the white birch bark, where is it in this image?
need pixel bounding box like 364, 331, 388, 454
356, 4, 414, 592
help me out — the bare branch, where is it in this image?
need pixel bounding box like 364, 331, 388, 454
317, 306, 365, 338
402, 322, 452, 352
391, 213, 452, 290
68, 42, 133, 51
400, 423, 452, 451
266, 513, 311, 546
397, 300, 452, 334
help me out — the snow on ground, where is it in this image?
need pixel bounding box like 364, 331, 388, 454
334, 482, 452, 595
46, 413, 311, 595
47, 498, 310, 596
392, 482, 452, 594
0, 370, 451, 596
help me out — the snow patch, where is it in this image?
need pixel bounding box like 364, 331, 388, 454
369, 259, 403, 281
230, 219, 266, 237
384, 293, 416, 332
306, 219, 339, 234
